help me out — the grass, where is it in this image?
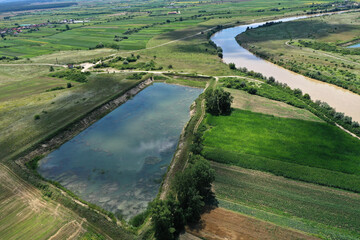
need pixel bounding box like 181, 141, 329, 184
212, 162, 360, 240
202, 109, 360, 192
0, 69, 143, 162
226, 87, 321, 122
237, 11, 360, 94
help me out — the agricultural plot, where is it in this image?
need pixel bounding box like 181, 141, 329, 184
211, 162, 360, 239
187, 207, 318, 240
0, 164, 85, 240
202, 109, 360, 192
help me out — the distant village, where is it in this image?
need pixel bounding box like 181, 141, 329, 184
0, 19, 90, 37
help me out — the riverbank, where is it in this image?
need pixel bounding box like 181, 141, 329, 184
211, 11, 360, 123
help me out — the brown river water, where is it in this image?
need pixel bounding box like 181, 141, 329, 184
211, 14, 360, 122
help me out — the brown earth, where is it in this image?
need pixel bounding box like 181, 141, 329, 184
187, 207, 319, 240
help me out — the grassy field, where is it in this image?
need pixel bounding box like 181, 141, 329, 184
0, 68, 143, 162
211, 162, 360, 240
202, 109, 360, 192
226, 87, 321, 122
237, 11, 360, 94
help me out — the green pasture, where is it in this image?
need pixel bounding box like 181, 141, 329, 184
202, 109, 360, 192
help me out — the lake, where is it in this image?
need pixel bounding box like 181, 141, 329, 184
38, 83, 203, 219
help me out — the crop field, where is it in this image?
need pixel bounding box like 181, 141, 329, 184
0, 68, 143, 162
237, 11, 360, 94
226, 87, 322, 122
211, 162, 360, 239
0, 163, 87, 240
187, 207, 318, 240
202, 109, 360, 192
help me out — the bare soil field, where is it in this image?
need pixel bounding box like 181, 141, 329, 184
187, 207, 318, 240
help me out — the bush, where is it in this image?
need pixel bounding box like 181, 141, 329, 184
247, 87, 257, 94
129, 210, 149, 228
51, 69, 90, 83
229, 63, 236, 70
34, 114, 40, 120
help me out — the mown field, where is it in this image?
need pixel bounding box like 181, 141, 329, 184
211, 162, 360, 240
237, 11, 360, 94
202, 109, 360, 192
226, 86, 322, 122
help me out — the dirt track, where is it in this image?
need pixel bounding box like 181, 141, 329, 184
187, 207, 319, 240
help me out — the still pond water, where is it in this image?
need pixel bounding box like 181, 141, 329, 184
39, 83, 202, 219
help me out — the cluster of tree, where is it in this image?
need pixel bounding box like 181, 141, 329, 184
206, 25, 224, 39
150, 155, 215, 240
50, 69, 90, 83
258, 21, 282, 28
0, 56, 18, 61
298, 40, 360, 56
113, 35, 128, 42
205, 88, 233, 115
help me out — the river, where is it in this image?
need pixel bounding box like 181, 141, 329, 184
211, 14, 360, 122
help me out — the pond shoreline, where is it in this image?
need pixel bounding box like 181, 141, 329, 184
15, 77, 154, 168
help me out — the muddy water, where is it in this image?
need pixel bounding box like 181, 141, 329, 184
38, 83, 202, 219
211, 15, 360, 122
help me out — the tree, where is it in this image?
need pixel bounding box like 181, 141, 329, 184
173, 170, 204, 223
190, 155, 215, 198
247, 88, 257, 95
65, 24, 70, 30
267, 76, 275, 84
205, 88, 233, 115
49, 66, 54, 72
229, 63, 236, 70
67, 82, 72, 88
150, 200, 175, 240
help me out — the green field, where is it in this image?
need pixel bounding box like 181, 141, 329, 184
202, 109, 360, 192
212, 162, 360, 240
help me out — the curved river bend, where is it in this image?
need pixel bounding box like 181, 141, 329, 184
211, 15, 360, 122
